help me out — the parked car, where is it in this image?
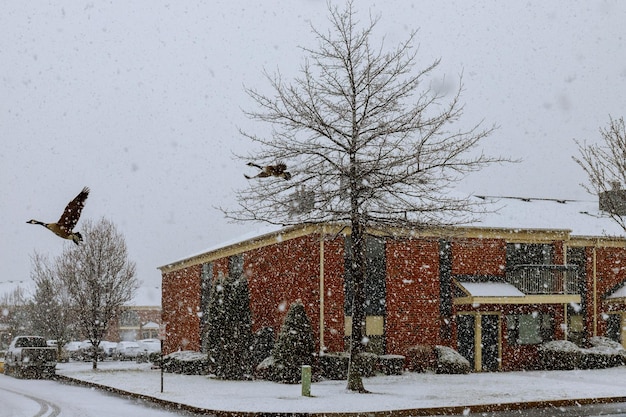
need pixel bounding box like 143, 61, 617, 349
99, 341, 118, 359
138, 339, 161, 354
64, 341, 83, 361
114, 341, 140, 360
137, 338, 161, 362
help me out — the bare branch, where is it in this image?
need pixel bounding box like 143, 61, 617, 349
573, 116, 626, 231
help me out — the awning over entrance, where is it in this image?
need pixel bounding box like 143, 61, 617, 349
453, 280, 581, 305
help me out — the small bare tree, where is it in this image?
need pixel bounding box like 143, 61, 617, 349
29, 252, 78, 359
0, 287, 32, 346
226, 2, 506, 392
573, 116, 626, 231
56, 218, 138, 369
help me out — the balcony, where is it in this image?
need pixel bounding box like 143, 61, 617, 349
506, 264, 579, 295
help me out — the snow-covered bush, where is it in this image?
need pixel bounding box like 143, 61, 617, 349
269, 301, 315, 383
254, 355, 276, 380
378, 354, 405, 375
580, 337, 625, 369
434, 346, 471, 374
250, 327, 275, 369
317, 351, 382, 379
406, 345, 437, 372
589, 336, 624, 351
204, 274, 253, 379
538, 340, 582, 370
161, 351, 210, 375
355, 352, 378, 377
318, 352, 349, 380
539, 338, 625, 370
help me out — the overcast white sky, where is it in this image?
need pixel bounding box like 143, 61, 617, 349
1, 1, 625, 305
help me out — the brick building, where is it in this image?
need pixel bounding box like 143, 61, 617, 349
104, 305, 162, 342
159, 197, 626, 371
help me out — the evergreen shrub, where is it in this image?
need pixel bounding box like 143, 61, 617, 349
270, 301, 315, 383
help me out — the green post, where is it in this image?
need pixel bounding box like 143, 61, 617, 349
301, 365, 311, 397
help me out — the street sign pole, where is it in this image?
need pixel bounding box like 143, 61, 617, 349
159, 324, 166, 393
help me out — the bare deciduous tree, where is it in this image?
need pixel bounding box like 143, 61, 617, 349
29, 252, 78, 359
0, 286, 32, 346
225, 2, 506, 392
574, 116, 626, 231
56, 218, 138, 369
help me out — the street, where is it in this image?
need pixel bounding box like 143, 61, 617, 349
431, 402, 626, 417
0, 373, 194, 417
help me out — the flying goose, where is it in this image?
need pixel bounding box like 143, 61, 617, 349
27, 187, 90, 244
244, 162, 292, 180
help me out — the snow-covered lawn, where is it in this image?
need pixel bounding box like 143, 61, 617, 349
57, 361, 626, 414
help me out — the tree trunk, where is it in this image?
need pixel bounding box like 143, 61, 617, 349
346, 218, 368, 392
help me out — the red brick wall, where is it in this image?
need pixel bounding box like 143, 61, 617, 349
319, 236, 346, 353
385, 238, 441, 355
245, 234, 323, 351
162, 264, 201, 354
591, 247, 626, 337
451, 238, 506, 276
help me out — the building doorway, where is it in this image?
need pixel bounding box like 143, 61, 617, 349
457, 313, 500, 371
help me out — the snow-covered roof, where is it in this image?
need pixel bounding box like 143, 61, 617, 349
160, 194, 626, 273
473, 195, 624, 237
457, 281, 525, 297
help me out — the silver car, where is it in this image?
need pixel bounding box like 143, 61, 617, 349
114, 341, 140, 360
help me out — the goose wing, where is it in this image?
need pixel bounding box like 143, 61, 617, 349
57, 187, 90, 230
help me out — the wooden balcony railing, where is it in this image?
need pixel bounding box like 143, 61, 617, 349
506, 264, 579, 295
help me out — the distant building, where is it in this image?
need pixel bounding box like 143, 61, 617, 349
105, 305, 162, 342
159, 196, 626, 371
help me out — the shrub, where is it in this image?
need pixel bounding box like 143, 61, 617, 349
318, 352, 350, 380
538, 340, 582, 370
406, 345, 437, 372
161, 351, 210, 375
254, 355, 275, 380
589, 336, 625, 352
580, 337, 624, 369
378, 354, 405, 375
434, 346, 471, 374
318, 351, 380, 379
539, 338, 625, 370
204, 274, 253, 379
356, 352, 378, 377
148, 351, 161, 365
270, 301, 315, 383
580, 347, 623, 369
250, 327, 275, 368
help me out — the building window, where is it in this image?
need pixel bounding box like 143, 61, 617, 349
229, 254, 244, 279
200, 262, 213, 353
344, 235, 386, 316
568, 314, 584, 346
606, 314, 621, 344
506, 314, 553, 345
506, 243, 553, 268
120, 310, 140, 327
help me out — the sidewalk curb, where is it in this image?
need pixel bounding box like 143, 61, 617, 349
55, 373, 626, 416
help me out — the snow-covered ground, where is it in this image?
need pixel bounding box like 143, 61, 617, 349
57, 361, 626, 414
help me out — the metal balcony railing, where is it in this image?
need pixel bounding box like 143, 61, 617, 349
506, 264, 579, 295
